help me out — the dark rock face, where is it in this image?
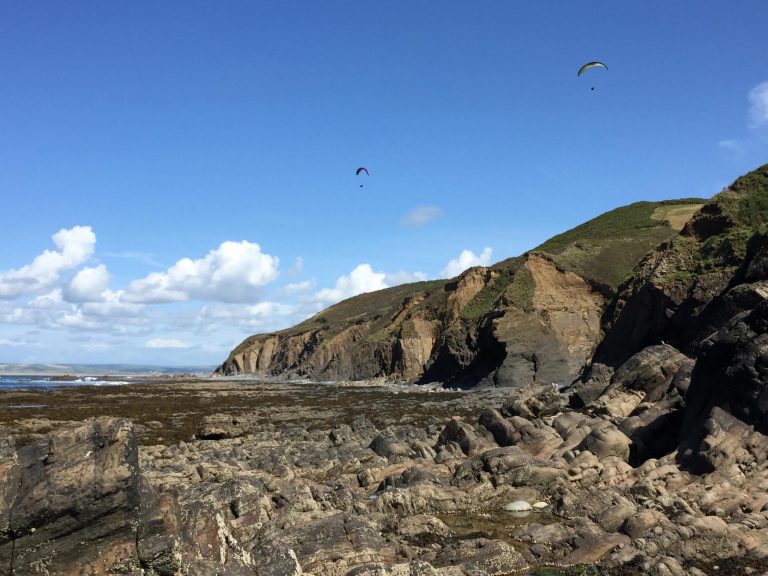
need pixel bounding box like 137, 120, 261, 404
0, 418, 140, 574
682, 300, 768, 444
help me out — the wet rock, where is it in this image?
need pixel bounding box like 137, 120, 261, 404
197, 413, 258, 440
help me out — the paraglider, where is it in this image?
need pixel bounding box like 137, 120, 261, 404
577, 61, 607, 90
356, 167, 369, 187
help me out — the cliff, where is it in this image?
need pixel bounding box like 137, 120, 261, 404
216, 198, 704, 387
594, 162, 768, 367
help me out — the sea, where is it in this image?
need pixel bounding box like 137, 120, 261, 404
0, 364, 214, 391
0, 374, 133, 390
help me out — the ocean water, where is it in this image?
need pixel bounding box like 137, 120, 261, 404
0, 375, 131, 391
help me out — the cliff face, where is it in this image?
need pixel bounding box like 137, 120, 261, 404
217, 255, 604, 387
217, 198, 703, 387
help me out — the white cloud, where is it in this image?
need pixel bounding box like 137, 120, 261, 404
441, 247, 493, 278
0, 226, 95, 299
81, 290, 144, 318
0, 337, 30, 347
64, 265, 110, 303
385, 270, 428, 285
125, 240, 280, 303
311, 264, 389, 306
280, 279, 316, 297
146, 338, 190, 349
198, 301, 296, 323
401, 205, 444, 228
749, 81, 768, 128
287, 257, 304, 275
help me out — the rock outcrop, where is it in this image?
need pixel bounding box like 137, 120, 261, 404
0, 418, 140, 574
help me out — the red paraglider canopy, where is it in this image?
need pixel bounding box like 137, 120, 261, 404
355, 167, 369, 176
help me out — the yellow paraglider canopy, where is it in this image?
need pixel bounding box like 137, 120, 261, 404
577, 61, 608, 76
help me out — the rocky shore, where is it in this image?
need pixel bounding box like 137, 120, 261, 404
2, 369, 768, 575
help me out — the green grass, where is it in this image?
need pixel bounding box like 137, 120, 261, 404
503, 262, 535, 311
287, 280, 445, 338
534, 199, 705, 289
649, 163, 768, 284
460, 258, 522, 320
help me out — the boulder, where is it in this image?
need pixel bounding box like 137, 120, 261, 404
577, 422, 631, 462
436, 417, 485, 455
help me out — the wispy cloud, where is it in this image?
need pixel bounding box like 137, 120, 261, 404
716, 80, 768, 152
0, 337, 31, 347
279, 279, 316, 297
717, 139, 740, 151
401, 205, 444, 228
749, 81, 768, 129
146, 338, 190, 349
101, 251, 165, 268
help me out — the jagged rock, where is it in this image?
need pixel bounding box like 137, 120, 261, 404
682, 300, 768, 445
252, 545, 303, 576
570, 362, 614, 407
433, 538, 527, 575
0, 431, 19, 544
590, 345, 693, 418
0, 418, 140, 574
379, 465, 439, 491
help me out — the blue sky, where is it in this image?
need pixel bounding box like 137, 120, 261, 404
1, 1, 767, 366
